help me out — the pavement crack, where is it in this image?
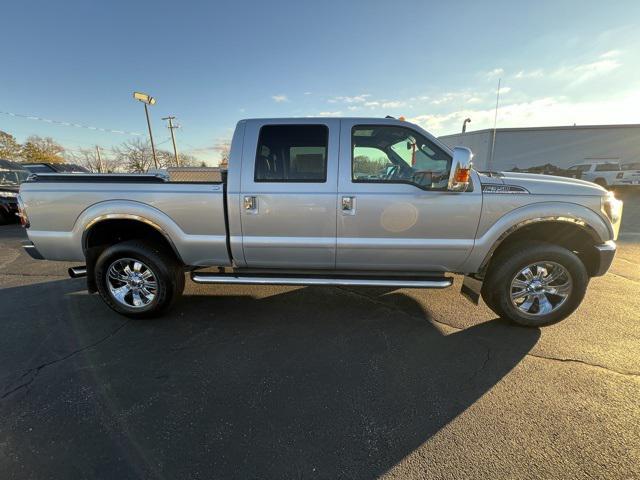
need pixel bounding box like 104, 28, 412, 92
333, 286, 640, 378
525, 353, 640, 377
0, 272, 69, 278
608, 272, 640, 284
1, 320, 130, 400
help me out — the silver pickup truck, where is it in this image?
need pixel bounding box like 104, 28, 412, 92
18, 117, 623, 326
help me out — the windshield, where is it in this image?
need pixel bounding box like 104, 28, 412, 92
0, 169, 29, 186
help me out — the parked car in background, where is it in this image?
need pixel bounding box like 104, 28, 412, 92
22, 162, 90, 174
567, 161, 625, 188
0, 159, 29, 224
619, 162, 640, 187
18, 117, 624, 327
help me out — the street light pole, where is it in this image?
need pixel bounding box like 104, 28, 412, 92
144, 103, 158, 169
462, 118, 471, 133
133, 91, 158, 170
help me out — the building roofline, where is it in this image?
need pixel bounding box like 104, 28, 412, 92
439, 123, 640, 138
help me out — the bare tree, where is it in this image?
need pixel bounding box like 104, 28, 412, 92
67, 147, 120, 173
113, 138, 155, 173
213, 142, 230, 168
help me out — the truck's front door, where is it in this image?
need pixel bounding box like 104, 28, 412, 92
336, 120, 482, 272
239, 119, 339, 269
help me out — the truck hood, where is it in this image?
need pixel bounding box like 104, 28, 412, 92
483, 171, 607, 196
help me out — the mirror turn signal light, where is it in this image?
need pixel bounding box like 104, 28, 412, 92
454, 168, 471, 183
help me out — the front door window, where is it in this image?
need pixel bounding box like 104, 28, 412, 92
352, 125, 451, 190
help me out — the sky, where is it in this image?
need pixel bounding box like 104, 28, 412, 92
2, 0, 640, 165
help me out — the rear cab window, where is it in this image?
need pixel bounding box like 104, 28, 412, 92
254, 125, 328, 182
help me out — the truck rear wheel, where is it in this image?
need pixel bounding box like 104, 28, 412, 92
481, 242, 589, 327
94, 240, 184, 318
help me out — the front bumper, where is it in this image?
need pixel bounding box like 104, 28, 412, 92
592, 241, 616, 277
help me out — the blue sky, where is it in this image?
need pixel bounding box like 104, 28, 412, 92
2, 0, 640, 164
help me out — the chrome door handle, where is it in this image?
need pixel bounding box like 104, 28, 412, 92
341, 196, 356, 215
244, 195, 257, 212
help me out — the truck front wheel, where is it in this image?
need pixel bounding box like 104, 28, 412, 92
94, 240, 184, 318
481, 242, 589, 327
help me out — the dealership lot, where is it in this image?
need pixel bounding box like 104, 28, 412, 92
1, 198, 639, 479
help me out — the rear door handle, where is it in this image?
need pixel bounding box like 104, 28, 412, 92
341, 196, 356, 215
244, 195, 257, 213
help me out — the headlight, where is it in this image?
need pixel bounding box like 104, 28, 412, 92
601, 191, 623, 224
0, 191, 18, 198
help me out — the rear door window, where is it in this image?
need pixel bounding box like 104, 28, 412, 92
254, 125, 328, 182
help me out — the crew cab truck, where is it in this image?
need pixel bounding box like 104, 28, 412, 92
18, 118, 623, 326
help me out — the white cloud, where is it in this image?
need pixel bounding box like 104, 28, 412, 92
364, 101, 380, 108
514, 69, 544, 79
347, 106, 358, 111
304, 91, 312, 95
317, 111, 342, 117
408, 89, 640, 136
600, 50, 621, 58
485, 68, 504, 79
329, 94, 370, 104
467, 97, 483, 104
381, 100, 406, 109
499, 87, 511, 94
271, 94, 289, 103
553, 59, 621, 85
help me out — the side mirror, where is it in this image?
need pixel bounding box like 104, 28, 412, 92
448, 146, 473, 192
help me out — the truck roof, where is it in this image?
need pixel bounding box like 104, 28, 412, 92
240, 116, 410, 123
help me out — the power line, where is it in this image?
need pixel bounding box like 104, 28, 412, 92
0, 110, 143, 136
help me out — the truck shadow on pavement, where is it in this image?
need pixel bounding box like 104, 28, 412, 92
0, 279, 540, 479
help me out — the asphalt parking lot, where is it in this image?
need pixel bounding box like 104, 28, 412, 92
1, 196, 639, 479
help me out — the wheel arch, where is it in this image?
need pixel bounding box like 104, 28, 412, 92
82, 214, 182, 262
461, 201, 612, 277
481, 218, 602, 276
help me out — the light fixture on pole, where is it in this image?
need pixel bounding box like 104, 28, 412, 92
133, 91, 158, 169
462, 118, 471, 133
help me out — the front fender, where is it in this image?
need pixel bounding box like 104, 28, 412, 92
461, 201, 611, 273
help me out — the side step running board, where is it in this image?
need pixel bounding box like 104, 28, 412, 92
191, 273, 453, 289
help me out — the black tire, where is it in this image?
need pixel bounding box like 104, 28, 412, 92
94, 240, 184, 318
481, 241, 589, 327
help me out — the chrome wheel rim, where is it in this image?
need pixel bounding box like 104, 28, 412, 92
106, 258, 158, 309
510, 261, 572, 317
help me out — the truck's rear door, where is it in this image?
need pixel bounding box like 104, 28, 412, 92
238, 119, 339, 269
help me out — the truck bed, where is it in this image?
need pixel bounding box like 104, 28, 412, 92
19, 172, 231, 267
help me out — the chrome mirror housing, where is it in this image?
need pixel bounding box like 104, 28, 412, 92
448, 146, 473, 192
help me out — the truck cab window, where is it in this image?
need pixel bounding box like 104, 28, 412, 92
352, 125, 451, 190
254, 125, 328, 182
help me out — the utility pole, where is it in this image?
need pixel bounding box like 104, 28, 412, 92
488, 78, 501, 173
162, 115, 180, 166
95, 145, 103, 173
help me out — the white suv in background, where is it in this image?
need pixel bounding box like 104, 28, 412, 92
619, 162, 640, 187
567, 161, 624, 188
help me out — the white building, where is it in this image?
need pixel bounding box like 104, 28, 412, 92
439, 124, 640, 172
